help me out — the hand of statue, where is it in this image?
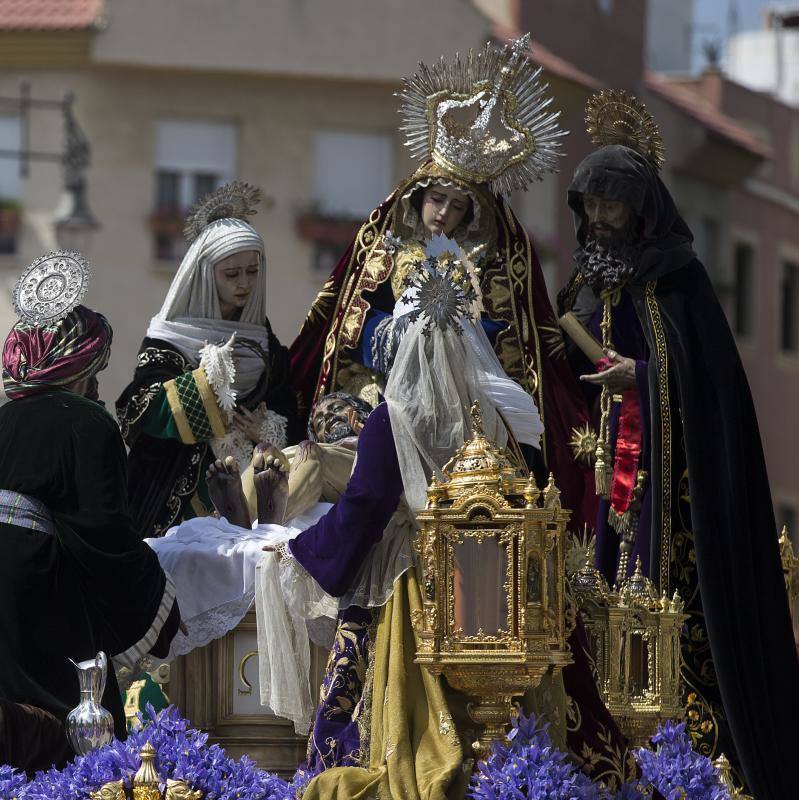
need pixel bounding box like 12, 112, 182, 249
232, 406, 262, 443
580, 349, 637, 392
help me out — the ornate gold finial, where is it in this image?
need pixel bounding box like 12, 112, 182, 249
543, 473, 561, 510
585, 89, 665, 169
133, 742, 161, 800
92, 742, 204, 800
470, 401, 485, 437
524, 472, 540, 508
713, 753, 753, 799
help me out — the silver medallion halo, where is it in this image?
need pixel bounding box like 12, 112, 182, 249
12, 250, 92, 326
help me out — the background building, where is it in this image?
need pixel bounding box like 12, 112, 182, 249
0, 0, 795, 537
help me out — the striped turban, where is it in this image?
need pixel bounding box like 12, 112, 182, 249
2, 305, 112, 400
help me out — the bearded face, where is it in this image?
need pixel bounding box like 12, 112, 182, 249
309, 392, 372, 444
576, 193, 641, 294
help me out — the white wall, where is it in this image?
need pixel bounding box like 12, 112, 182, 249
728, 29, 799, 106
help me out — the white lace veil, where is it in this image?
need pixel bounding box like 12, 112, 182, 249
384, 245, 544, 512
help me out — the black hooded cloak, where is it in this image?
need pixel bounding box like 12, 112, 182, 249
560, 145, 799, 798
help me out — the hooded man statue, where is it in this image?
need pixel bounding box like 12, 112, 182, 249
558, 90, 799, 798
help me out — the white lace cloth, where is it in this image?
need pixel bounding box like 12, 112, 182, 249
145, 504, 333, 662
256, 547, 338, 735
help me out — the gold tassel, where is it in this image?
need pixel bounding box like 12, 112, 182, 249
594, 433, 612, 498
593, 292, 618, 499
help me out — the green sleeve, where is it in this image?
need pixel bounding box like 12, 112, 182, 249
140, 367, 228, 445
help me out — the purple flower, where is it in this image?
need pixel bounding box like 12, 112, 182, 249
3, 705, 298, 800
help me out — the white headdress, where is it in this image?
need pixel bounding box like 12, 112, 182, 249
146, 182, 270, 399
397, 34, 566, 196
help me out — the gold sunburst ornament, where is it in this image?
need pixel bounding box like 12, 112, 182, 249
585, 89, 665, 169
569, 423, 598, 466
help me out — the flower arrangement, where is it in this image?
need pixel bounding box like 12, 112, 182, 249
467, 712, 733, 800
1, 706, 735, 800
0, 705, 307, 800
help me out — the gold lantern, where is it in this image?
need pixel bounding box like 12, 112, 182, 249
413, 402, 572, 749
779, 526, 799, 630
571, 553, 687, 746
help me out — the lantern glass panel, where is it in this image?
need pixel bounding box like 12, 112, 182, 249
630, 633, 649, 696
453, 534, 508, 635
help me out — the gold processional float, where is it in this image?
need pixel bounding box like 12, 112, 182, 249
90, 404, 799, 796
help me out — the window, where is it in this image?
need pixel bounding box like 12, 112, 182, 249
312, 131, 393, 219
0, 115, 22, 255
780, 261, 799, 353
153, 120, 236, 260
732, 242, 754, 337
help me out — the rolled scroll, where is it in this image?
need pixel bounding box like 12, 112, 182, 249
558, 311, 605, 364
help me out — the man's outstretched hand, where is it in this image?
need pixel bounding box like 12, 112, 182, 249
580, 349, 637, 393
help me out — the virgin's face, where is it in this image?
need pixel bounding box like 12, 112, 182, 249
420, 184, 470, 237
213, 249, 260, 321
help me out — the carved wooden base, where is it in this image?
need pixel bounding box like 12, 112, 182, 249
165, 610, 327, 776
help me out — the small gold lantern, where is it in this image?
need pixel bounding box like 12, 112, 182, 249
413, 402, 572, 747
571, 554, 687, 746
779, 526, 799, 631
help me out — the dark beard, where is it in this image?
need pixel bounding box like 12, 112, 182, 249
576, 226, 641, 295
319, 419, 355, 444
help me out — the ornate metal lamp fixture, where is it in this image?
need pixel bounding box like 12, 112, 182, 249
0, 83, 98, 250
413, 402, 572, 752
779, 525, 799, 627
571, 554, 687, 746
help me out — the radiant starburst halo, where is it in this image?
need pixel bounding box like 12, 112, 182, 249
397, 34, 567, 196
585, 89, 665, 169
184, 180, 262, 242
569, 423, 598, 466
400, 236, 478, 336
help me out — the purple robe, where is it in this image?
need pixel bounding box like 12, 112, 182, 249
288, 403, 402, 770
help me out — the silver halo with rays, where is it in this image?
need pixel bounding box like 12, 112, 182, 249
397, 34, 567, 196
12, 250, 92, 326
183, 180, 261, 243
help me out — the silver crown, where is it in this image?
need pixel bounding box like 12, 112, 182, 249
13, 250, 91, 326
398, 34, 566, 196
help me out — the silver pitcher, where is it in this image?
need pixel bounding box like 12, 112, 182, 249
65, 651, 115, 755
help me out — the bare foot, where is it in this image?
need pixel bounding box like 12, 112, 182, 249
206, 456, 251, 529
253, 451, 289, 524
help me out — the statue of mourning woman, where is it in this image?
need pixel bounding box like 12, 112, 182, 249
116, 182, 302, 538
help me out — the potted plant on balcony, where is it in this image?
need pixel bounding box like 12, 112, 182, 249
0, 198, 22, 236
